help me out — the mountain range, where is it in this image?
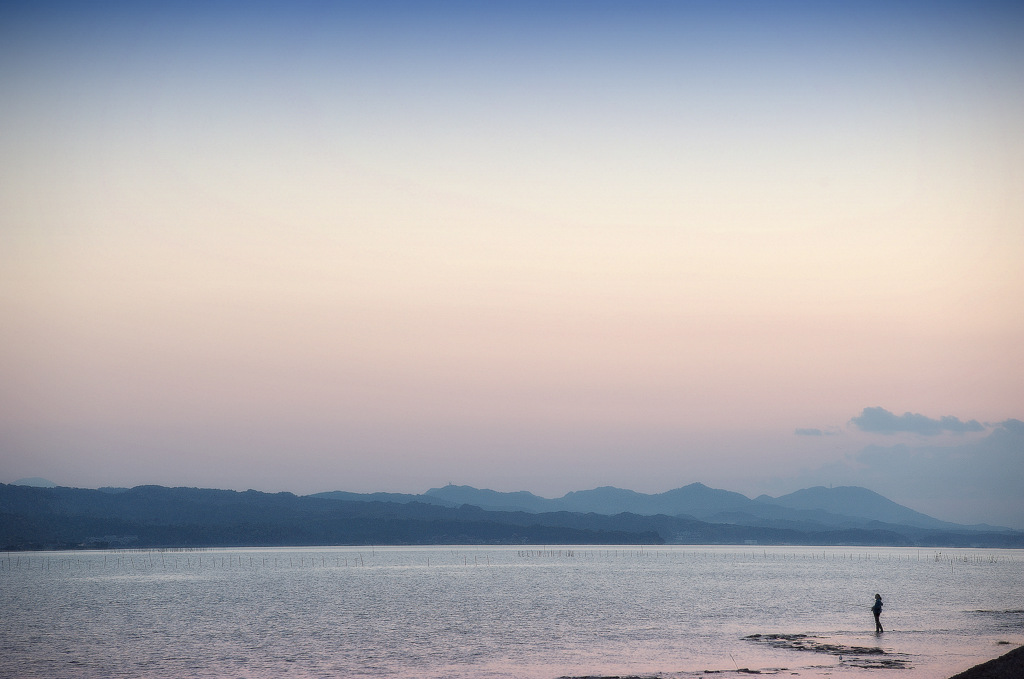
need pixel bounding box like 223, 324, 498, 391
4, 479, 1017, 551
313, 482, 1002, 533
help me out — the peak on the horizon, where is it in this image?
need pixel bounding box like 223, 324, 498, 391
771, 485, 895, 502
390, 481, 1004, 531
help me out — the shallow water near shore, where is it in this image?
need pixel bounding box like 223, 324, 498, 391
1, 545, 1021, 678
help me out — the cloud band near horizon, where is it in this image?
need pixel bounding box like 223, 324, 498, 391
851, 407, 986, 436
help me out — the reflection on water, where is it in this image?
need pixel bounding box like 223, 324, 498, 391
1, 546, 1021, 679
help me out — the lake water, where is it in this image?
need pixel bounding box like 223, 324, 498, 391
1, 545, 1021, 679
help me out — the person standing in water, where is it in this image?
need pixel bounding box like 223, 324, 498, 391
872, 593, 884, 633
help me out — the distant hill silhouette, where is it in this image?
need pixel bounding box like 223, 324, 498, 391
12, 477, 57, 488
416, 482, 1004, 532
419, 482, 761, 518
0, 484, 662, 550
755, 486, 972, 531
4, 482, 1020, 551
313, 490, 458, 508
421, 485, 552, 511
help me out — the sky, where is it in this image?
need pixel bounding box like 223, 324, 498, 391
1, 1, 1022, 528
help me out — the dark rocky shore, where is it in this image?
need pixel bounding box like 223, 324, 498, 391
949, 645, 1024, 679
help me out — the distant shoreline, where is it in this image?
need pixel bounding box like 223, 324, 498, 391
949, 645, 1024, 679
4, 483, 1024, 550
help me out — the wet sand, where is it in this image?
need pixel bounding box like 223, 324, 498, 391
948, 645, 1024, 679
557, 638, 1023, 679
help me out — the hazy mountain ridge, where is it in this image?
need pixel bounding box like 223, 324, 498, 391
12, 477, 57, 488
313, 490, 459, 508
4, 481, 1020, 551
417, 482, 993, 532
18, 479, 1008, 532
757, 486, 979, 530
0, 484, 662, 550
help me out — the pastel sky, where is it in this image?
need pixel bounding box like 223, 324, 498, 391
2, 2, 1022, 527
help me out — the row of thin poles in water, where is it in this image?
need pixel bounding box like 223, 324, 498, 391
0, 553, 368, 570
0, 547, 1012, 572
516, 548, 1010, 563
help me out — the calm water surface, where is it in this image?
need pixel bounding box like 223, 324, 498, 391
1, 545, 1021, 679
